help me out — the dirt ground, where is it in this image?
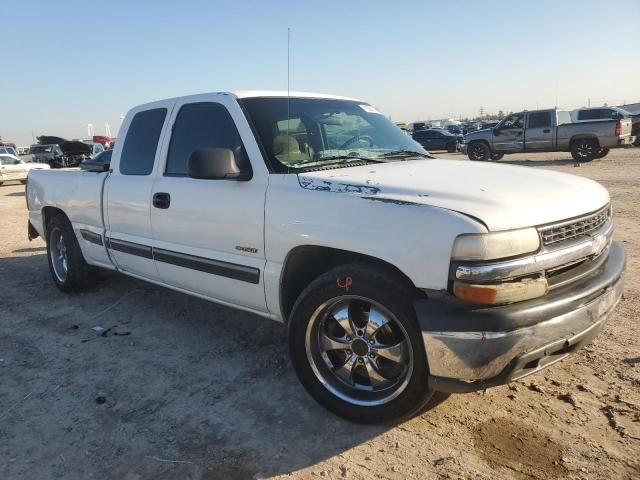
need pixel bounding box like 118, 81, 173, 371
1, 149, 638, 480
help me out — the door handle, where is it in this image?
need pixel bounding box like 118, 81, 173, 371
153, 192, 171, 209
543, 129, 551, 133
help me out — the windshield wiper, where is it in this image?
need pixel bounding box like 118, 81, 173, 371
292, 156, 386, 169
377, 149, 434, 159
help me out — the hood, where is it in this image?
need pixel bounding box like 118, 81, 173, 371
464, 128, 492, 141
59, 140, 92, 156
297, 159, 609, 231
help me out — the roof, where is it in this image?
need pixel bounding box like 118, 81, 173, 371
232, 90, 362, 102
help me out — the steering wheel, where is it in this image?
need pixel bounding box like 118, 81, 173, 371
339, 135, 374, 150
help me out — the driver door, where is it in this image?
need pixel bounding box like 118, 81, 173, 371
493, 113, 524, 153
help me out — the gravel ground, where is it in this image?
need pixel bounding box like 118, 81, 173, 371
1, 148, 638, 480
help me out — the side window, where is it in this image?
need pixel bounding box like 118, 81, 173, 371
166, 102, 249, 176
528, 112, 551, 128
119, 108, 167, 175
501, 114, 524, 129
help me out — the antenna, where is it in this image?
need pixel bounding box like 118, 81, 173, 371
286, 26, 291, 166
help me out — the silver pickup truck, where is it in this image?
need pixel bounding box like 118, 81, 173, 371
462, 108, 635, 162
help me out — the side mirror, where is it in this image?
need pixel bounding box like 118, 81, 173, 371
188, 148, 245, 180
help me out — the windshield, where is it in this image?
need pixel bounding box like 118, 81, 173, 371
240, 97, 427, 171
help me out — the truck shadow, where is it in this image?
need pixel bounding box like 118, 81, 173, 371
0, 254, 451, 479
500, 158, 577, 167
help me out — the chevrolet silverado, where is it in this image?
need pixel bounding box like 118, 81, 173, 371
27, 91, 625, 423
462, 108, 634, 162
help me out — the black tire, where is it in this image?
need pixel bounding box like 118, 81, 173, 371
571, 139, 599, 162
467, 142, 490, 161
46, 214, 98, 292
489, 153, 504, 161
596, 148, 610, 159
447, 142, 456, 153
289, 263, 434, 423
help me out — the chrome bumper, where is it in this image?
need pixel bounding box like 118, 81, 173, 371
416, 241, 626, 392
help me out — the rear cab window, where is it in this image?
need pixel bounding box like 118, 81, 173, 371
527, 112, 552, 128
119, 108, 167, 175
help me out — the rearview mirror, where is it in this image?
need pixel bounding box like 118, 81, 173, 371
188, 148, 245, 180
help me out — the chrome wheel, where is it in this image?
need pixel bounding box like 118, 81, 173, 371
576, 141, 595, 159
305, 296, 413, 406
50, 227, 69, 282
468, 143, 487, 160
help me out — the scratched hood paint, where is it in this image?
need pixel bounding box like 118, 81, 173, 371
297, 159, 610, 231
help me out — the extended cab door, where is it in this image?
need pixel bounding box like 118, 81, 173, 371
492, 113, 524, 152
104, 104, 172, 280
149, 95, 269, 313
524, 111, 554, 151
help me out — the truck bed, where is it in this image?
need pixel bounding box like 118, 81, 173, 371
27, 168, 112, 268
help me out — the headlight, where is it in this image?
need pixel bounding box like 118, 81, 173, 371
452, 228, 540, 261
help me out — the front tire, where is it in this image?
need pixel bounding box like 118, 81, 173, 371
447, 142, 456, 153
571, 139, 599, 162
596, 147, 610, 159
46, 214, 97, 292
489, 152, 504, 161
467, 142, 490, 161
289, 263, 433, 423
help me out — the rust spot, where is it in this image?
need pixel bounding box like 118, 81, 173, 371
337, 276, 353, 292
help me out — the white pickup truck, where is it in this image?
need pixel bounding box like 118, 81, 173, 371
27, 91, 625, 423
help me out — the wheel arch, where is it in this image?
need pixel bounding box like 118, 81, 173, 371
570, 134, 600, 148
279, 245, 417, 323
41, 206, 68, 238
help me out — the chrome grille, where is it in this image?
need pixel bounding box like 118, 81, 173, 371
539, 205, 610, 246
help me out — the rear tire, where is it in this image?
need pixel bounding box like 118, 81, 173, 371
447, 143, 456, 153
596, 148, 610, 159
571, 139, 599, 162
288, 263, 433, 423
46, 214, 98, 292
467, 142, 490, 161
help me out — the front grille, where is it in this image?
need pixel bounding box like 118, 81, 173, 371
539, 205, 610, 247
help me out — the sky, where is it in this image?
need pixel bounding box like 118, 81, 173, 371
1, 0, 639, 146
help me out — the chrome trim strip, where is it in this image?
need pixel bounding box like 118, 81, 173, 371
455, 219, 613, 282
80, 229, 103, 246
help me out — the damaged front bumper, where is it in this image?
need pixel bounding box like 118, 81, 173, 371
415, 241, 626, 393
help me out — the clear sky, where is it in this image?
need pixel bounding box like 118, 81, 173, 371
2, 0, 639, 145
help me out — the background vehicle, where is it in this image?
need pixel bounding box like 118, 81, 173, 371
412, 128, 458, 152
632, 113, 640, 146
26, 91, 625, 423
463, 108, 635, 162
29, 144, 64, 166
0, 154, 50, 185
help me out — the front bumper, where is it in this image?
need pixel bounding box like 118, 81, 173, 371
416, 241, 626, 393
